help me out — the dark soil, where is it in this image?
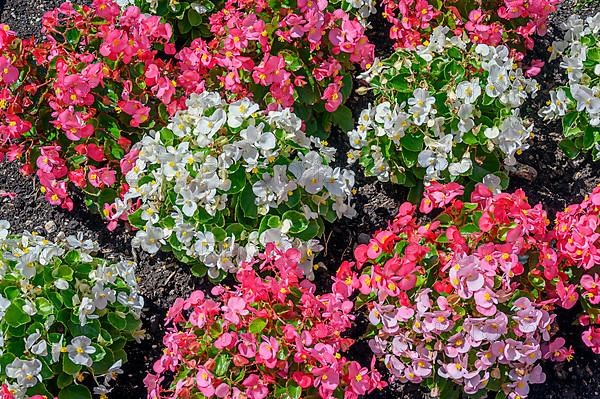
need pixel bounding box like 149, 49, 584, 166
0, 0, 599, 399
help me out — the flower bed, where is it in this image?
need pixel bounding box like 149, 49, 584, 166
349, 27, 537, 190
0, 1, 600, 399
0, 221, 142, 398
108, 91, 355, 280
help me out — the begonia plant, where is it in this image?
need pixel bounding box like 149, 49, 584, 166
349, 27, 538, 192
539, 12, 600, 160
333, 182, 572, 398
553, 184, 600, 354
173, 0, 375, 137
0, 0, 183, 213
145, 244, 386, 399
107, 91, 356, 281
0, 221, 143, 399
382, 0, 562, 62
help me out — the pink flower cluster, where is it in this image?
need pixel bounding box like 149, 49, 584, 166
382, 0, 562, 61
146, 243, 385, 399
0, 0, 183, 211
554, 185, 600, 354
174, 0, 374, 114
0, 385, 54, 399
333, 182, 576, 397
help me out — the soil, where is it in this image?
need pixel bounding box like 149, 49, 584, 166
0, 0, 599, 398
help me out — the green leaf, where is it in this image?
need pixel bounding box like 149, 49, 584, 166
332, 105, 354, 133
248, 318, 268, 334
401, 134, 424, 152
108, 313, 127, 330
65, 29, 81, 47
227, 165, 247, 194
559, 138, 581, 159
57, 372, 74, 389
62, 355, 82, 376
128, 209, 144, 228
59, 384, 92, 399
215, 354, 231, 376
35, 298, 54, 316
5, 304, 31, 327
287, 381, 302, 399
294, 219, 322, 241
187, 8, 203, 26
282, 210, 309, 234
459, 223, 480, 234
240, 185, 257, 219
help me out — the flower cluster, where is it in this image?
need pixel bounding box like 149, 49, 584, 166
108, 92, 356, 280
539, 13, 600, 161
173, 0, 374, 137
382, 0, 562, 60
0, 0, 182, 212
349, 27, 538, 187
0, 221, 143, 398
145, 244, 385, 399
553, 185, 600, 354
333, 182, 573, 398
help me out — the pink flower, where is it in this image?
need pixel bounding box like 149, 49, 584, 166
582, 274, 600, 305
420, 181, 464, 213
0, 56, 18, 85
313, 366, 339, 392
196, 366, 215, 397
556, 279, 578, 309
582, 327, 600, 354
258, 336, 278, 368
87, 166, 116, 188
347, 361, 371, 395
322, 82, 342, 112
242, 375, 268, 399
222, 296, 249, 324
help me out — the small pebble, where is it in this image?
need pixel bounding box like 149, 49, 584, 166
44, 220, 56, 234
358, 233, 370, 244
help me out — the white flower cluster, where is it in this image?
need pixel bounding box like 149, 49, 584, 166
346, 0, 377, 23
0, 222, 142, 398
114, 92, 355, 280
350, 27, 538, 183
541, 13, 600, 141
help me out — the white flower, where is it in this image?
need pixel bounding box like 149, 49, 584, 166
0, 220, 10, 240
483, 174, 502, 194
228, 99, 260, 128
456, 79, 481, 104
67, 336, 96, 367
92, 283, 116, 310
78, 296, 99, 326
539, 89, 569, 120
0, 294, 10, 319
51, 335, 64, 363
448, 156, 472, 176
6, 358, 42, 388
103, 360, 124, 385
117, 291, 144, 312
25, 331, 47, 356
194, 231, 216, 257
484, 126, 501, 139
133, 224, 165, 254
571, 84, 600, 114
53, 278, 69, 290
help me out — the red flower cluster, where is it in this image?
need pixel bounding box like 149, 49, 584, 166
146, 244, 385, 399
174, 0, 373, 133
554, 185, 600, 354
0, 0, 183, 211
